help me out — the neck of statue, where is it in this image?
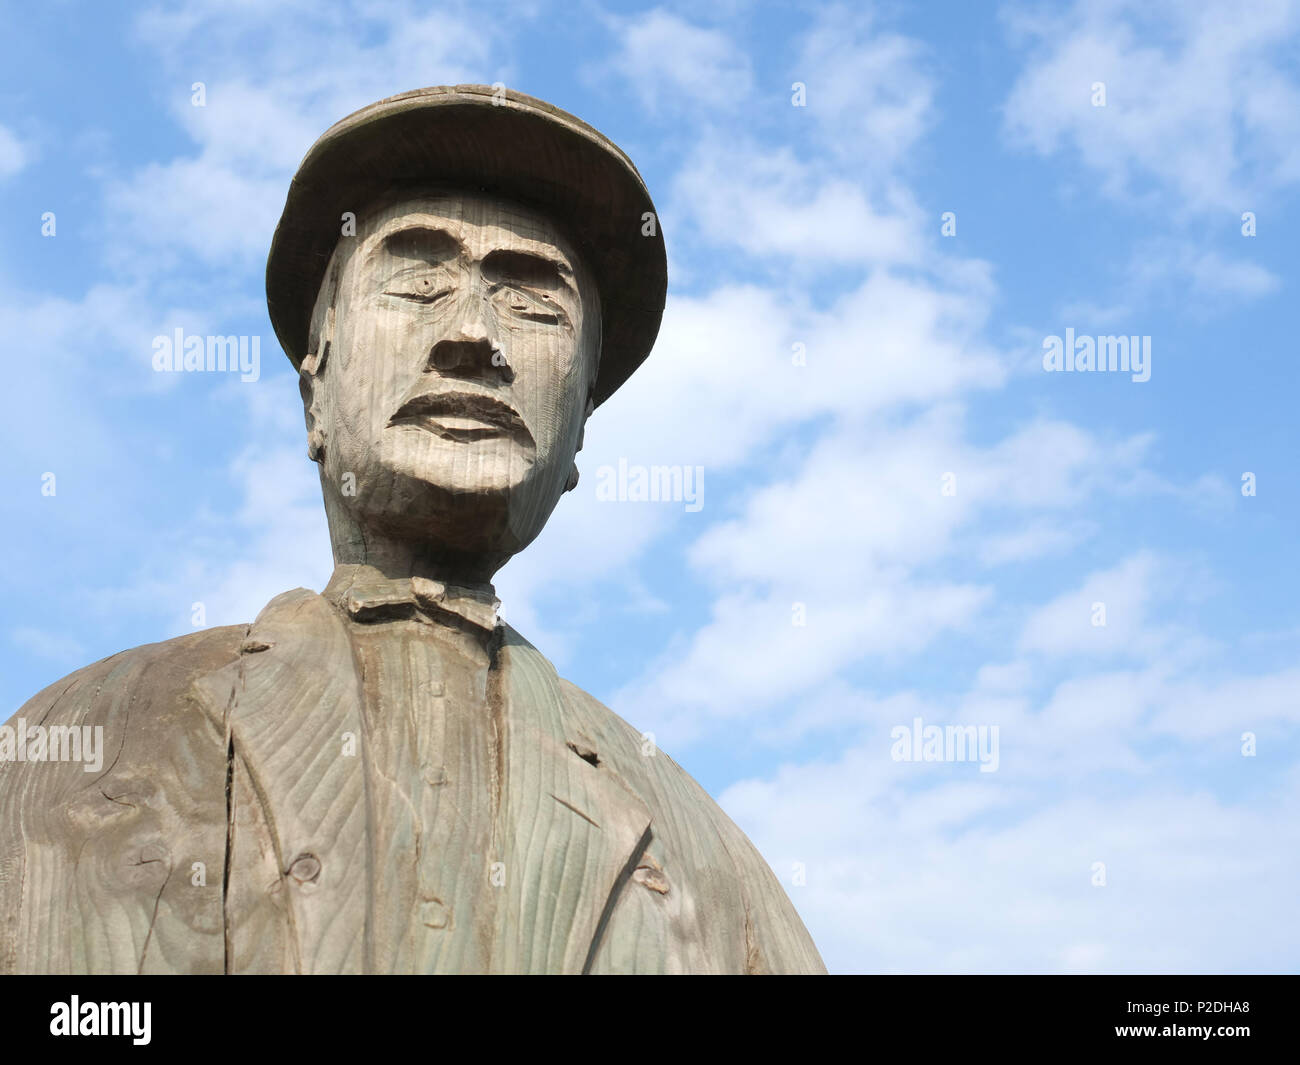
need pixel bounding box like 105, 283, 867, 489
323, 491, 507, 592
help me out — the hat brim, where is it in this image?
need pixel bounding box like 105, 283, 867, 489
265, 85, 666, 407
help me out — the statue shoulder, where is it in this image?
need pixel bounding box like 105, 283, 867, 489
1, 625, 249, 808
0, 624, 250, 974
554, 676, 744, 837
3, 586, 330, 744
555, 677, 827, 974
6, 623, 249, 732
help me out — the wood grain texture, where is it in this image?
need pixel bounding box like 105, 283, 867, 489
0, 627, 239, 974
1, 89, 827, 975
0, 585, 825, 973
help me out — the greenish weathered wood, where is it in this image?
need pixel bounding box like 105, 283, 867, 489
0, 582, 825, 973
0, 86, 825, 975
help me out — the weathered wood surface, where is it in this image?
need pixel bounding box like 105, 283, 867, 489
0, 579, 826, 973
0, 88, 827, 974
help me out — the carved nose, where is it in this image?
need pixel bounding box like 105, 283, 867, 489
428, 335, 492, 372
426, 328, 512, 383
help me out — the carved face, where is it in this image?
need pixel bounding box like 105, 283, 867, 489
304, 192, 600, 568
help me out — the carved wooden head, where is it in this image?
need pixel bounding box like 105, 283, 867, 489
301, 190, 601, 577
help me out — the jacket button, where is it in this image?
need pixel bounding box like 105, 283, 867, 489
420, 899, 450, 929
632, 862, 670, 895
287, 853, 321, 886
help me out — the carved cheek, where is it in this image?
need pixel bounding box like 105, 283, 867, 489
317, 326, 378, 461
518, 331, 577, 454
331, 307, 396, 434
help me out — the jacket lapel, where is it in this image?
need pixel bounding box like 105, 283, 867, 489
492, 625, 653, 973
192, 592, 653, 974
193, 588, 370, 973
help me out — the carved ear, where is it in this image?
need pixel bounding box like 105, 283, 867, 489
576, 393, 595, 453
301, 304, 335, 378
300, 345, 324, 378
566, 393, 595, 493
303, 377, 327, 464
301, 304, 335, 463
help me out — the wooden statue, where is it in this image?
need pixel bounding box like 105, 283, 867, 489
0, 86, 826, 974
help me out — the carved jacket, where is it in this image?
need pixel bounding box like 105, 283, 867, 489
0, 565, 825, 974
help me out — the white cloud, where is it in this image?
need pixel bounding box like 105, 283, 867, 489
1129, 245, 1282, 301
977, 517, 1097, 566
0, 283, 214, 492
1151, 668, 1300, 740
1058, 241, 1282, 327
794, 4, 935, 171
976, 660, 1033, 692
614, 579, 992, 747
723, 748, 1300, 972
10, 626, 84, 665
1002, 0, 1300, 211
88, 434, 332, 636
710, 634, 1300, 970
577, 269, 1004, 492
110, 3, 500, 269
0, 124, 30, 179
671, 141, 926, 267
604, 412, 1173, 750
1018, 552, 1162, 659
591, 8, 753, 113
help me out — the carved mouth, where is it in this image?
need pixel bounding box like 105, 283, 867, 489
388, 390, 534, 445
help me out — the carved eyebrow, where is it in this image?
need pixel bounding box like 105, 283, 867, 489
481, 248, 577, 295
380, 225, 462, 263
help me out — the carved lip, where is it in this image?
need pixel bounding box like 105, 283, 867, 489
389, 389, 533, 445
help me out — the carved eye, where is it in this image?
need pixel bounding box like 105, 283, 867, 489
384, 275, 449, 304
503, 292, 561, 324
481, 250, 570, 325
494, 286, 562, 325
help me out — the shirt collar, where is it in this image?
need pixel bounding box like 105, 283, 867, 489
324, 564, 501, 641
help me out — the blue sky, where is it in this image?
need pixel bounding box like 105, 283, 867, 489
2, 0, 1298, 973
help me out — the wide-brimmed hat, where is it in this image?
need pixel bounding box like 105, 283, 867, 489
265, 84, 667, 407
